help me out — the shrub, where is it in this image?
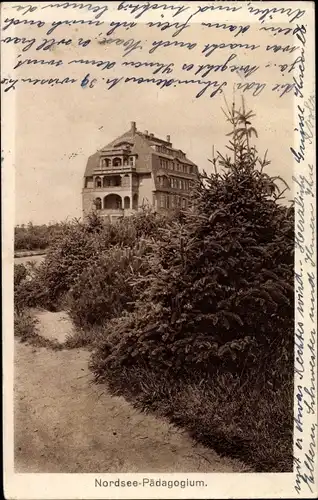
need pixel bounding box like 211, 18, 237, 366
14, 309, 38, 338
29, 219, 103, 310
90, 99, 294, 471
14, 263, 31, 314
91, 101, 294, 385
14, 222, 66, 251
14, 263, 27, 288
67, 241, 149, 328
19, 209, 168, 312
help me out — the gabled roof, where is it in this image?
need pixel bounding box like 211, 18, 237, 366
84, 126, 197, 177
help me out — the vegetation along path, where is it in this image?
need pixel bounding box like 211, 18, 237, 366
15, 310, 247, 473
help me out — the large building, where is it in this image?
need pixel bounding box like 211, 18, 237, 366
82, 121, 199, 221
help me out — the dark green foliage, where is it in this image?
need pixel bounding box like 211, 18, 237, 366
67, 242, 149, 328
20, 208, 168, 313
14, 263, 32, 314
35, 222, 101, 309
66, 210, 168, 327
91, 99, 294, 387
14, 263, 27, 288
14, 221, 66, 251
90, 99, 294, 472
14, 309, 38, 339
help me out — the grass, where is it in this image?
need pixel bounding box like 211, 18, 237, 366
91, 363, 293, 473
63, 324, 104, 350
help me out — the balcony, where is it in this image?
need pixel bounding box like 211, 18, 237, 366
101, 148, 132, 155
85, 185, 131, 192
94, 165, 136, 174
97, 208, 137, 220
98, 208, 124, 216
97, 155, 137, 172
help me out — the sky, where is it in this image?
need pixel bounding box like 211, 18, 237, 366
7, 6, 297, 225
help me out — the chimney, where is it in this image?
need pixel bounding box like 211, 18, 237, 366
144, 130, 148, 135
166, 134, 171, 142
130, 121, 136, 134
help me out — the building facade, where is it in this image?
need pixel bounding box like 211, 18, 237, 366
82, 121, 199, 221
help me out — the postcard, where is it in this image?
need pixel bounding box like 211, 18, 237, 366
1, 1, 316, 498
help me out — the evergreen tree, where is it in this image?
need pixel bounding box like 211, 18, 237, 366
93, 98, 294, 386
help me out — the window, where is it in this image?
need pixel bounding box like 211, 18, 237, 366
94, 197, 102, 210
103, 175, 121, 187
129, 156, 135, 166
95, 176, 102, 188
159, 193, 166, 208
113, 157, 122, 167
158, 174, 169, 188
102, 158, 110, 168
124, 196, 130, 209
160, 158, 169, 169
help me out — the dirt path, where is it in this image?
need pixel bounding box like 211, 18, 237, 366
34, 310, 75, 343
14, 254, 45, 266
15, 311, 246, 473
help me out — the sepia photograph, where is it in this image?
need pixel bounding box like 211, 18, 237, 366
2, 1, 316, 499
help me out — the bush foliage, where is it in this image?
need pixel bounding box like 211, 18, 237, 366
20, 209, 168, 313
14, 222, 66, 251
89, 99, 294, 472
67, 242, 149, 328
91, 99, 294, 388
